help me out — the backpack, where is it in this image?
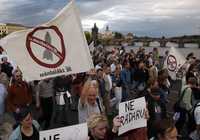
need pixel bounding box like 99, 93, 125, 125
188, 102, 200, 133
192, 87, 200, 100
173, 87, 189, 112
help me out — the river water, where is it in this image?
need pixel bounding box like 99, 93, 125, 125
106, 43, 200, 59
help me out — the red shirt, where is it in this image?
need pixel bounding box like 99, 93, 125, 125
6, 81, 32, 112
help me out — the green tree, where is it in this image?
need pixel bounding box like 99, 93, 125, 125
1, 31, 7, 38
84, 31, 92, 44
114, 32, 123, 39
197, 39, 200, 48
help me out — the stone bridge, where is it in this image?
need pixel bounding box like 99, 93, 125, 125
133, 36, 200, 48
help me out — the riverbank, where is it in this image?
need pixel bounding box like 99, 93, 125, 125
105, 45, 200, 59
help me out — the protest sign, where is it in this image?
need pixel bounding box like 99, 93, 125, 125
164, 47, 186, 80
88, 41, 95, 53
118, 97, 147, 135
0, 1, 93, 81
40, 123, 88, 140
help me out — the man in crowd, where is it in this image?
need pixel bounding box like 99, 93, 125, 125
6, 69, 32, 122
36, 78, 54, 130
1, 56, 13, 78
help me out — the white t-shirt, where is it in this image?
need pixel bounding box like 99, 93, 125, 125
0, 84, 7, 115
104, 74, 112, 91
110, 63, 116, 73
194, 103, 200, 125
95, 65, 102, 71
190, 103, 200, 140
78, 99, 103, 123
148, 57, 153, 66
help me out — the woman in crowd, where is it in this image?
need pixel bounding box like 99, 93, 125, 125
157, 69, 170, 103
87, 113, 120, 140
0, 80, 7, 124
147, 57, 158, 86
111, 64, 122, 110
133, 61, 149, 92
152, 48, 159, 65
78, 80, 104, 123
121, 60, 131, 102
9, 105, 40, 140
0, 64, 9, 89
0, 122, 13, 140
150, 118, 178, 140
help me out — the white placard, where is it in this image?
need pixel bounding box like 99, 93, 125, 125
118, 97, 147, 135
40, 123, 88, 140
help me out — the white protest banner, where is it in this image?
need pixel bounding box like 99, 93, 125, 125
118, 97, 147, 135
89, 41, 95, 53
164, 47, 186, 80
40, 123, 88, 140
0, 1, 93, 81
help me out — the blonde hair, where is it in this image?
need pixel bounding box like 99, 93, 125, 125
13, 68, 22, 77
81, 80, 99, 96
87, 113, 108, 130
0, 122, 13, 140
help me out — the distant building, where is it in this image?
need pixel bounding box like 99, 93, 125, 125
0, 23, 30, 37
0, 23, 8, 36
101, 25, 113, 39
124, 33, 134, 46
125, 33, 134, 40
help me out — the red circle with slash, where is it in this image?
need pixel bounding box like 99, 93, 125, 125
26, 26, 65, 68
167, 55, 177, 71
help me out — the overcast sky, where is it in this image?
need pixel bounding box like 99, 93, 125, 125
0, 0, 200, 37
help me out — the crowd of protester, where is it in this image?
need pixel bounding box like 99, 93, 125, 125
0, 45, 200, 140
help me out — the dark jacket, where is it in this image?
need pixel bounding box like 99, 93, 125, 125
146, 93, 167, 138
1, 62, 13, 78
147, 94, 167, 121
97, 78, 106, 98
133, 68, 149, 83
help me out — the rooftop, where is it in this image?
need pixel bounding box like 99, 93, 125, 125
5, 23, 31, 28
0, 23, 6, 26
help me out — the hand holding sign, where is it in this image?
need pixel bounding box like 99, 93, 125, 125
112, 116, 122, 133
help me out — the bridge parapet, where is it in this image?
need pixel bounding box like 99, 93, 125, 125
143, 41, 150, 47
132, 37, 200, 48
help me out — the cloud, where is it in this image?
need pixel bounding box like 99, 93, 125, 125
0, 0, 199, 37
0, 0, 67, 25
81, 0, 200, 36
